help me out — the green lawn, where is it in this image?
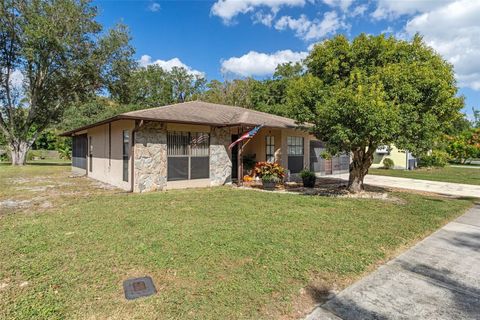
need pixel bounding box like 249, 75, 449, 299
0, 166, 475, 319
369, 166, 480, 185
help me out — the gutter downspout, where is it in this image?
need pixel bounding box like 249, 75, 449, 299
131, 120, 145, 192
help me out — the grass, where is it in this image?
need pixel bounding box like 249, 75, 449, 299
0, 165, 476, 319
369, 166, 480, 185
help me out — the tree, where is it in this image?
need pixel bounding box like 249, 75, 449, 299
288, 34, 463, 192
202, 63, 302, 117
446, 128, 480, 163
473, 107, 480, 128
125, 65, 173, 107
0, 0, 133, 165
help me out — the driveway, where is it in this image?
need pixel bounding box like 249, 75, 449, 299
306, 204, 480, 320
332, 173, 480, 198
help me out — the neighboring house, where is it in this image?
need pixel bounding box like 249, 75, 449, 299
60, 101, 349, 192
371, 145, 416, 170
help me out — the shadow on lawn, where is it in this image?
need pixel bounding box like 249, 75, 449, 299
0, 161, 71, 166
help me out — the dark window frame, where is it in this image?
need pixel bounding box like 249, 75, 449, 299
167, 131, 210, 181
265, 135, 275, 162
287, 136, 304, 174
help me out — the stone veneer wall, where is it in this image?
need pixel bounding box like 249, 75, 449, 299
209, 127, 232, 186
134, 122, 167, 192
133, 123, 232, 192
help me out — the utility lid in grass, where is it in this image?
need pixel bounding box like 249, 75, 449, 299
123, 276, 157, 300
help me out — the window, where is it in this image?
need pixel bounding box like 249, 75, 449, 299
89, 136, 93, 172
265, 136, 275, 162
167, 131, 210, 181
123, 130, 129, 182
288, 136, 304, 156
287, 136, 304, 173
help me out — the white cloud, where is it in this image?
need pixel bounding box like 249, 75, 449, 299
253, 10, 276, 26
322, 0, 353, 11
211, 0, 306, 24
275, 11, 348, 41
221, 50, 308, 76
147, 2, 160, 12
10, 70, 24, 89
138, 55, 205, 77
351, 4, 368, 17
404, 0, 480, 90
372, 0, 455, 20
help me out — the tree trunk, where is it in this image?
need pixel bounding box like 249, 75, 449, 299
10, 140, 30, 166
347, 148, 375, 193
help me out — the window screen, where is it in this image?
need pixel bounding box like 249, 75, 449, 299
265, 136, 275, 162
287, 136, 304, 155
167, 131, 210, 181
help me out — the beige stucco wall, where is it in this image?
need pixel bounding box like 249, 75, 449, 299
86, 120, 135, 190
371, 145, 408, 169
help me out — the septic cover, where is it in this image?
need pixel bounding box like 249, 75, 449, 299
123, 276, 157, 300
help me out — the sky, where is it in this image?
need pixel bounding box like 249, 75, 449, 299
93, 0, 480, 117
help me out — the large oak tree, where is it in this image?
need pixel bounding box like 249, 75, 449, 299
0, 0, 133, 165
287, 34, 463, 192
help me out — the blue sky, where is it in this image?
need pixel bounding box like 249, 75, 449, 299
94, 0, 480, 117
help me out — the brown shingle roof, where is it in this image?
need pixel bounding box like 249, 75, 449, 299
60, 101, 302, 136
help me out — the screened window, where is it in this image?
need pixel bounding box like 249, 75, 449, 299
287, 136, 304, 155
167, 131, 210, 181
287, 136, 304, 173
265, 136, 275, 162
123, 131, 129, 182
89, 136, 93, 172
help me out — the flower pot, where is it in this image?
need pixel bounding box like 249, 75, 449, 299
302, 176, 316, 188
262, 181, 277, 190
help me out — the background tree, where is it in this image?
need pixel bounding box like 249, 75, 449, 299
202, 63, 302, 116
446, 128, 480, 163
0, 0, 133, 165
288, 34, 463, 192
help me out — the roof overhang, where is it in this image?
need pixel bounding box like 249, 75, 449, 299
59, 117, 306, 137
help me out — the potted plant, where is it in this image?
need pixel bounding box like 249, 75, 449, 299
254, 162, 286, 190
261, 174, 280, 190
300, 168, 316, 188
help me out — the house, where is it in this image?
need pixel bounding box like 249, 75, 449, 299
60, 101, 349, 192
371, 145, 417, 170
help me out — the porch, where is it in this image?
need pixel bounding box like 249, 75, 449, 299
232, 126, 350, 182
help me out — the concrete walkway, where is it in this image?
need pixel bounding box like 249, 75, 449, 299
451, 165, 480, 169
306, 205, 480, 320
332, 173, 480, 198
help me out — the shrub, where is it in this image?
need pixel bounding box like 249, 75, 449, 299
382, 158, 394, 169
320, 151, 332, 160
27, 150, 47, 161
58, 145, 72, 160
261, 174, 281, 183
419, 150, 450, 168
254, 162, 286, 179
0, 151, 10, 162
300, 168, 316, 179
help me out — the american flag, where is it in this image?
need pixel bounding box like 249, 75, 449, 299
191, 133, 209, 148
228, 125, 263, 150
